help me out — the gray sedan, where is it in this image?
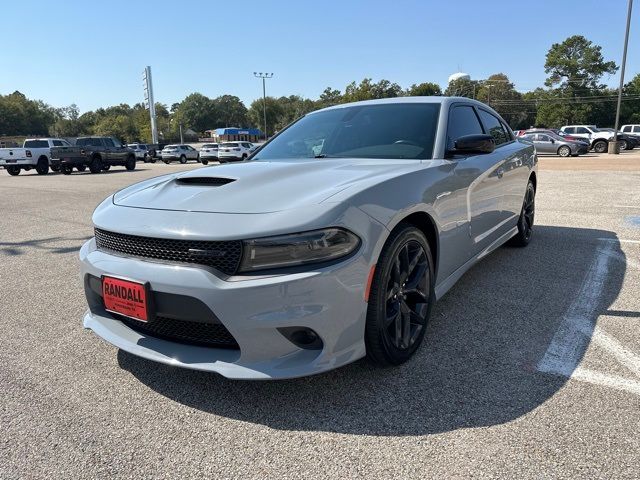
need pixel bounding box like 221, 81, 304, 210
521, 132, 588, 157
80, 97, 537, 379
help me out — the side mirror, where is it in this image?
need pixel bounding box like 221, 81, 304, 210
550, 138, 555, 144
448, 134, 495, 156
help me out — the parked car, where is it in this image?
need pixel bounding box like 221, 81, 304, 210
0, 138, 71, 176
160, 144, 200, 164
597, 128, 637, 150
217, 141, 256, 162
520, 131, 588, 157
560, 125, 614, 153
199, 143, 219, 165
80, 97, 537, 379
620, 124, 640, 140
545, 129, 590, 146
50, 137, 137, 174
128, 143, 154, 162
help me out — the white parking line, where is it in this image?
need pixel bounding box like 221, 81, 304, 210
597, 238, 640, 244
537, 239, 640, 397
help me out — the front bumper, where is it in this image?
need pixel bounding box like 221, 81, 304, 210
79, 237, 371, 379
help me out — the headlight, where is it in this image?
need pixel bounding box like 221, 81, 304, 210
238, 228, 360, 272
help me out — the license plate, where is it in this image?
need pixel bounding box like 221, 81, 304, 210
102, 276, 150, 322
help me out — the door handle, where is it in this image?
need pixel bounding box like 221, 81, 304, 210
497, 167, 504, 179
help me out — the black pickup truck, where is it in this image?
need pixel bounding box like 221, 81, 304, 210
50, 136, 137, 174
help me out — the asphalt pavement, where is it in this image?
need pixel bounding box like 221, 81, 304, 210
1, 154, 639, 478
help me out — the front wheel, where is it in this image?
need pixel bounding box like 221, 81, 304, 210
36, 157, 49, 175
508, 180, 535, 247
179, 155, 187, 164
201, 159, 209, 165
557, 145, 571, 157
6, 166, 20, 176
125, 156, 136, 171
76, 165, 87, 172
61, 165, 73, 175
89, 156, 103, 173
51, 165, 60, 172
102, 165, 111, 171
619, 140, 628, 151
365, 225, 434, 366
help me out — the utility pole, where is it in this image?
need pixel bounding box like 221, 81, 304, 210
254, 72, 273, 141
179, 123, 183, 144
611, 0, 634, 154
143, 66, 158, 145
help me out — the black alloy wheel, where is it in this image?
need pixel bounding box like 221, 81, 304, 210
89, 156, 103, 173
508, 180, 535, 247
61, 165, 73, 175
102, 165, 111, 171
36, 157, 49, 175
125, 156, 136, 171
76, 165, 87, 172
50, 165, 60, 172
6, 166, 20, 176
366, 225, 434, 366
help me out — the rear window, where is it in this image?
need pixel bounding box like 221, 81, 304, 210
221, 143, 239, 147
24, 140, 49, 148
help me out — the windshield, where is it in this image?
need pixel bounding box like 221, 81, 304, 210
253, 102, 440, 161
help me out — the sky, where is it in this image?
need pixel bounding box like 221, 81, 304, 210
2, 0, 638, 113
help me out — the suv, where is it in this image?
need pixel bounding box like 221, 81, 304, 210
50, 137, 137, 174
160, 144, 200, 164
128, 143, 154, 162
559, 125, 614, 153
621, 124, 640, 140
218, 141, 256, 162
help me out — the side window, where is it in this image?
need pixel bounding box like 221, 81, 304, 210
52, 140, 63, 146
622, 126, 631, 133
447, 105, 484, 147
576, 127, 590, 134
478, 110, 509, 146
539, 134, 550, 142
500, 121, 513, 141
633, 126, 640, 133
103, 138, 115, 147
564, 127, 574, 134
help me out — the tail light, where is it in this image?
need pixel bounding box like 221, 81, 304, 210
26, 150, 32, 157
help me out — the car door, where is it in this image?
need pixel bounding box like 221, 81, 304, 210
535, 133, 555, 154
101, 137, 116, 162
447, 104, 506, 258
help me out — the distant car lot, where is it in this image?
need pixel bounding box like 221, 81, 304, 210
1, 153, 639, 477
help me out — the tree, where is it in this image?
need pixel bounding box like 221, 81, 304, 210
173, 93, 216, 133
212, 95, 248, 128
317, 87, 342, 108
444, 78, 478, 98
544, 35, 617, 90
475, 74, 530, 128
621, 73, 640, 124
405, 82, 441, 96
342, 78, 403, 103
247, 97, 283, 137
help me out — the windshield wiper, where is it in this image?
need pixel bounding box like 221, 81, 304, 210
314, 154, 342, 158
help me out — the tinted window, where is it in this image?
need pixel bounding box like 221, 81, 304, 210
52, 140, 63, 146
564, 127, 575, 134
622, 126, 632, 132
447, 105, 484, 146
538, 134, 551, 141
478, 110, 509, 146
576, 127, 590, 134
24, 140, 49, 148
103, 138, 115, 147
633, 126, 640, 133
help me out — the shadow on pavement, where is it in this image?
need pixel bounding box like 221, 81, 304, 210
118, 225, 625, 435
0, 235, 91, 256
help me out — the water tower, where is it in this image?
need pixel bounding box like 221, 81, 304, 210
448, 72, 471, 84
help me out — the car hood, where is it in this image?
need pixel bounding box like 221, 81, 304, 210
113, 158, 431, 214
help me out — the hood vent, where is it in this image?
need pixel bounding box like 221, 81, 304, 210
176, 177, 236, 186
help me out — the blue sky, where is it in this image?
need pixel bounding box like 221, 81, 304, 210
2, 0, 638, 112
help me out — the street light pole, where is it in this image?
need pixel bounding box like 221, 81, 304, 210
254, 72, 273, 141
611, 0, 634, 154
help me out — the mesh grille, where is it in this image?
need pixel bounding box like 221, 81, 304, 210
95, 228, 242, 275
117, 314, 240, 349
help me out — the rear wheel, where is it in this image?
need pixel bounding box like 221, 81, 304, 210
242, 153, 248, 160
557, 145, 571, 157
508, 180, 535, 247
163, 159, 171, 164
61, 165, 73, 175
102, 165, 111, 171
179, 155, 187, 164
76, 165, 86, 172
6, 166, 20, 176
51, 165, 60, 172
365, 225, 434, 366
593, 140, 607, 153
36, 157, 49, 175
619, 140, 628, 151
201, 159, 209, 165
89, 156, 103, 173
125, 155, 136, 171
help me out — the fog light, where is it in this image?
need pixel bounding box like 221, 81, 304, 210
278, 327, 323, 350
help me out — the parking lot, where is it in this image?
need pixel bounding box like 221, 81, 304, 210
1, 152, 639, 478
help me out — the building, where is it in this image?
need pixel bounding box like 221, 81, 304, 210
203, 127, 262, 143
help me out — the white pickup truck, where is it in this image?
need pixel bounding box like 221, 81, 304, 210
0, 138, 72, 176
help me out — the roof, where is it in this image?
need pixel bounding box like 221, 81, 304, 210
213, 127, 262, 135
313, 96, 493, 114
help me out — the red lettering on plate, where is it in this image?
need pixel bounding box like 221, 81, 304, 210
102, 276, 148, 322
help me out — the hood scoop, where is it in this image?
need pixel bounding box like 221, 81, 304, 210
175, 177, 236, 186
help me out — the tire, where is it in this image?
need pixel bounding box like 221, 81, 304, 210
61, 165, 73, 175
35, 157, 49, 175
619, 140, 628, 151
365, 224, 435, 366
89, 156, 103, 174
508, 180, 535, 247
201, 159, 209, 165
51, 165, 60, 172
102, 165, 111, 171
6, 166, 20, 176
150, 158, 157, 164
125, 155, 136, 171
76, 165, 87, 172
593, 140, 607, 153
557, 145, 571, 157
179, 155, 187, 164
197, 154, 201, 163
163, 160, 171, 164
242, 154, 248, 160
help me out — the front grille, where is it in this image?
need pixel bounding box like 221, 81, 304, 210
95, 228, 242, 275
116, 314, 240, 349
